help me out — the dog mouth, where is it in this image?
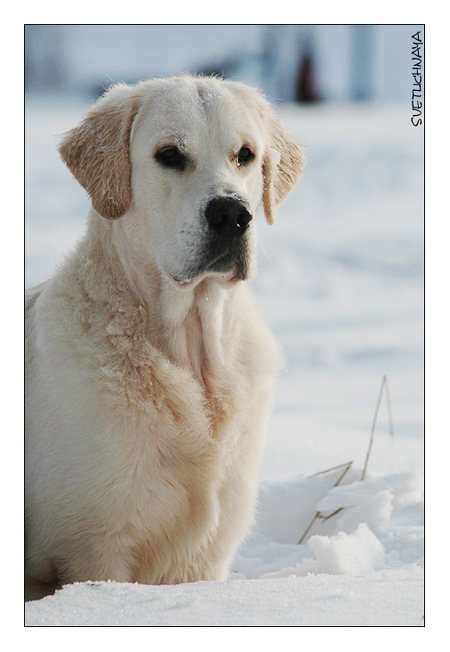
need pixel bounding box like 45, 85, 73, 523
172, 235, 251, 286
204, 242, 250, 278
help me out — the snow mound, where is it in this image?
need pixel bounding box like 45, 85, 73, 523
232, 469, 423, 582
306, 523, 385, 574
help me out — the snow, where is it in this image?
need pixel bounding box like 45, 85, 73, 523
24, 95, 423, 627
24, 567, 423, 627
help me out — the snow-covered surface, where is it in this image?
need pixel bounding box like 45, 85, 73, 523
25, 95, 424, 627
25, 566, 423, 627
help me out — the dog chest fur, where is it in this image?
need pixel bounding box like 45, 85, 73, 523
25, 214, 279, 589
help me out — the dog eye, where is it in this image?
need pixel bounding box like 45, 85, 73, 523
237, 146, 255, 167
155, 146, 186, 171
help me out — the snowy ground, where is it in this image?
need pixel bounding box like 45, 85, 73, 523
24, 94, 424, 627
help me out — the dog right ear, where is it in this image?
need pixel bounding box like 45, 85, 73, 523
58, 85, 142, 220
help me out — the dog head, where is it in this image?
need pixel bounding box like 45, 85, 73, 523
59, 76, 304, 288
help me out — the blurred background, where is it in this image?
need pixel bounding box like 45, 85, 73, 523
25, 24, 418, 103
25, 25, 424, 481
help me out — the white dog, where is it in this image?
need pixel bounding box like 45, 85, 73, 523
25, 75, 304, 601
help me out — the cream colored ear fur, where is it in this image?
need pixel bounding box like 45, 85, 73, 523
261, 110, 305, 225
58, 86, 141, 220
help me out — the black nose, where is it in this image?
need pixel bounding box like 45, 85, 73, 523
205, 197, 252, 237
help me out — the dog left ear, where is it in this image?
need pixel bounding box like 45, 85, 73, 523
262, 110, 305, 225
59, 85, 142, 220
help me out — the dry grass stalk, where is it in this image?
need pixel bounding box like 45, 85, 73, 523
298, 461, 353, 544
361, 375, 394, 481
298, 375, 394, 544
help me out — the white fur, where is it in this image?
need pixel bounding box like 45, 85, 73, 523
25, 76, 303, 601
